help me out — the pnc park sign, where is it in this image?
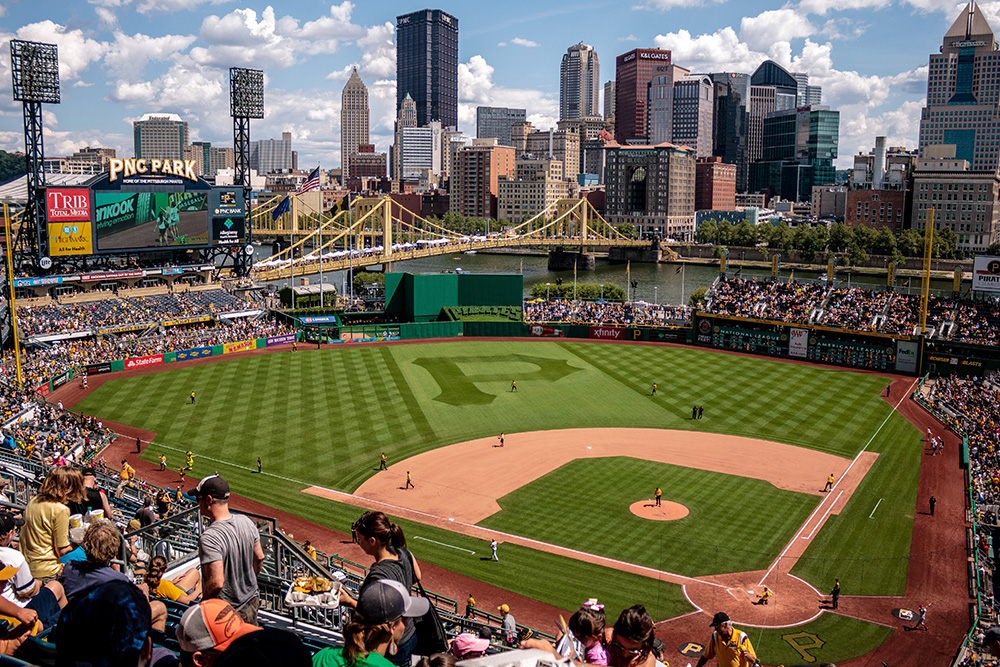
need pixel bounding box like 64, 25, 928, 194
108, 158, 199, 183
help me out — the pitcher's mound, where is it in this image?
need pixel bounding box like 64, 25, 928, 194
629, 499, 689, 521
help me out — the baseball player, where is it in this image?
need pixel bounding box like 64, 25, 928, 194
823, 473, 834, 492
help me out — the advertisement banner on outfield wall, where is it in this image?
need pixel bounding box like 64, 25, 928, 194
125, 354, 164, 370
788, 328, 809, 358
647, 328, 688, 343
223, 339, 257, 354
589, 325, 642, 340
175, 347, 213, 361
86, 362, 113, 375
530, 325, 564, 337
52, 370, 72, 390
266, 334, 297, 346
36, 383, 50, 397
895, 340, 919, 373
972, 256, 1000, 292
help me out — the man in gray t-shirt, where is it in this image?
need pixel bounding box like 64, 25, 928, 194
195, 475, 264, 625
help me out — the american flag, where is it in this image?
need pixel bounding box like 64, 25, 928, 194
296, 167, 320, 194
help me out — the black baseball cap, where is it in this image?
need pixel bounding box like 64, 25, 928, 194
0, 512, 24, 534
710, 612, 730, 626
193, 475, 230, 500
82, 467, 97, 477
357, 579, 429, 624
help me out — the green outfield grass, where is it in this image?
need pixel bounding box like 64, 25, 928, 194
75, 339, 919, 663
479, 458, 816, 576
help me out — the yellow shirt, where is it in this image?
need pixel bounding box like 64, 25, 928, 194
20, 499, 70, 579
121, 465, 134, 481
154, 579, 186, 601
702, 628, 756, 667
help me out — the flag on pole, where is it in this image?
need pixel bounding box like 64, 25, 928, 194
675, 265, 683, 274
296, 166, 321, 194
626, 260, 630, 278
271, 196, 290, 221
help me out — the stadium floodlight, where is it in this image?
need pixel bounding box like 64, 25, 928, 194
230, 67, 264, 119
10, 40, 60, 104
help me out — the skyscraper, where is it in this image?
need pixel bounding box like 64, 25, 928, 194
476, 107, 526, 147
341, 67, 370, 184
396, 9, 459, 129
604, 81, 616, 123
615, 48, 676, 144
251, 132, 293, 175
560, 42, 600, 120
672, 75, 714, 158
133, 114, 188, 160
710, 72, 749, 193
918, 2, 1000, 172
393, 94, 417, 180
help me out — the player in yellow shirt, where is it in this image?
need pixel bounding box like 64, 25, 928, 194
696, 612, 758, 667
824, 473, 835, 492
304, 541, 318, 560
158, 454, 167, 471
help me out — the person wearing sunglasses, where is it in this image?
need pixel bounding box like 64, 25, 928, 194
522, 604, 657, 667
695, 612, 759, 667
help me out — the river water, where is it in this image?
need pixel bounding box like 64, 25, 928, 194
253, 245, 952, 305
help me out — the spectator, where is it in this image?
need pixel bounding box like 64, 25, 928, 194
314, 579, 430, 667
20, 466, 85, 582
607, 605, 656, 667
0, 511, 67, 630
54, 579, 161, 667
216, 627, 312, 667
449, 633, 489, 660
499, 604, 516, 644
67, 466, 113, 521
135, 496, 159, 528
144, 556, 202, 605
175, 598, 260, 667
339, 511, 422, 667
195, 475, 264, 625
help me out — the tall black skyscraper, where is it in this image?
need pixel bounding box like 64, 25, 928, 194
710, 72, 749, 194
396, 9, 459, 129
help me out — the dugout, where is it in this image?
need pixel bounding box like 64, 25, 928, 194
383, 273, 522, 323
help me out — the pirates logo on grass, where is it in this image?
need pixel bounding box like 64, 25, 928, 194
412, 354, 582, 406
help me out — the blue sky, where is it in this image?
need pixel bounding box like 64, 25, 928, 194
0, 0, 991, 169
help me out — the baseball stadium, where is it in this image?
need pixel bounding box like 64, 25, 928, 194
0, 32, 995, 667
0, 252, 992, 666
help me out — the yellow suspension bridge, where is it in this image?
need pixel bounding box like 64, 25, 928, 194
250, 195, 659, 281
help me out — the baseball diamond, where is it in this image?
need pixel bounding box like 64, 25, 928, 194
62, 337, 963, 666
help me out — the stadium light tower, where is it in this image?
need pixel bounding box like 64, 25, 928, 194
230, 67, 263, 277
9, 39, 60, 270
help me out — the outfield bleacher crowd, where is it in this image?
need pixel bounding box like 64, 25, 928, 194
17, 289, 253, 338
523, 299, 692, 326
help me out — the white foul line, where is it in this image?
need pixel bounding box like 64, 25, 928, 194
803, 491, 842, 539
869, 498, 883, 519
758, 378, 919, 587
413, 535, 476, 554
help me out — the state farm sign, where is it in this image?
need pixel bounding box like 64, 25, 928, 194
124, 354, 163, 370
46, 189, 91, 222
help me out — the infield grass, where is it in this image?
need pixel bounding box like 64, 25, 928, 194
75, 339, 919, 612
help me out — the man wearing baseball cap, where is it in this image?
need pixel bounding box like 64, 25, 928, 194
695, 612, 758, 667
313, 579, 429, 667
195, 475, 264, 625
176, 598, 260, 667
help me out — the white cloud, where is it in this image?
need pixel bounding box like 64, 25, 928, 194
619, 34, 639, 42
135, 0, 231, 13
740, 10, 816, 51
511, 37, 539, 47
654, 27, 763, 72
632, 0, 726, 9
192, 7, 298, 69
457, 55, 557, 132
356, 22, 395, 79
797, 0, 885, 15
497, 42, 508, 47
95, 7, 119, 29
104, 32, 196, 81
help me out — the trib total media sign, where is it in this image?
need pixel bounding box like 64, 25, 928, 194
46, 189, 90, 221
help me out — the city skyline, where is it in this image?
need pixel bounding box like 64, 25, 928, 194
0, 1, 990, 171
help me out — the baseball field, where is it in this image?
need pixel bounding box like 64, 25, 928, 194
73, 339, 926, 665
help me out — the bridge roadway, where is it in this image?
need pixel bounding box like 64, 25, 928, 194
252, 236, 652, 281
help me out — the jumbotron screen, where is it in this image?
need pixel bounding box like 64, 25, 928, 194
94, 191, 209, 251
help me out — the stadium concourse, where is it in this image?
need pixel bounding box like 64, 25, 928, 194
0, 278, 997, 664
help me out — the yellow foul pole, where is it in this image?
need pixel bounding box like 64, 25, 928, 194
2, 204, 23, 386
920, 208, 934, 335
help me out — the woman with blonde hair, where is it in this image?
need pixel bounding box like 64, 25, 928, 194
19, 467, 85, 582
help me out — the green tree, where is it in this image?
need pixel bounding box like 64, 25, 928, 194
0, 151, 26, 185
793, 226, 823, 263
847, 242, 869, 266
827, 222, 851, 253
898, 229, 923, 257
617, 222, 638, 239
696, 219, 719, 244
934, 226, 958, 258
768, 221, 792, 253
353, 271, 385, 293
870, 227, 897, 256
732, 220, 758, 247
717, 219, 734, 245
530, 283, 626, 300
851, 224, 876, 254
688, 286, 708, 308
986, 241, 1000, 255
